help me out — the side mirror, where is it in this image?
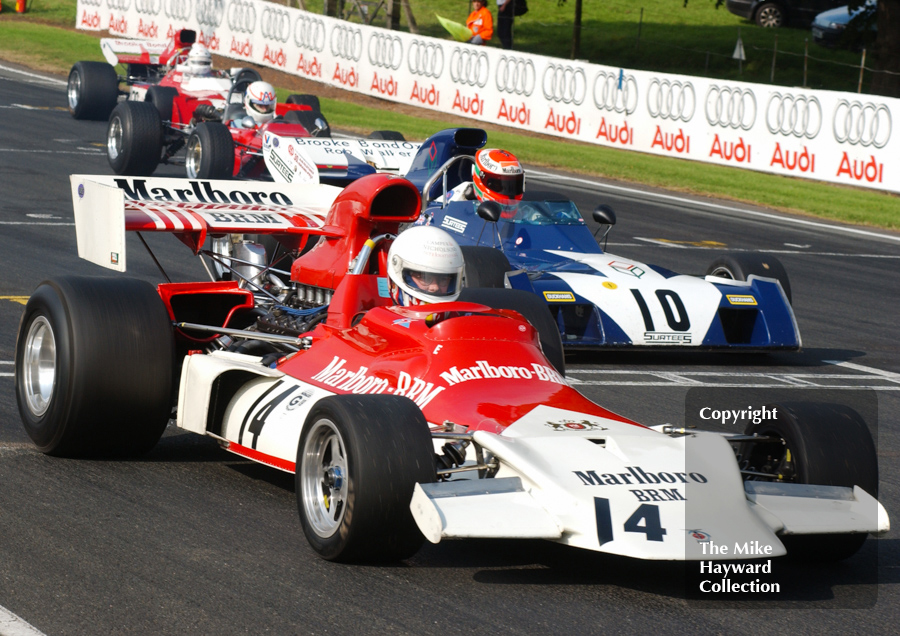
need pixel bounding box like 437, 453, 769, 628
592, 204, 616, 226
476, 200, 502, 223
313, 117, 328, 135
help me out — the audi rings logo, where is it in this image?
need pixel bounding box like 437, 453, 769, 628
135, 0, 161, 15
542, 64, 586, 105
261, 7, 290, 43
81, 0, 102, 6
227, 0, 256, 35
705, 86, 757, 130
647, 79, 695, 122
294, 14, 325, 52
195, 0, 224, 28
164, 0, 192, 21
106, 0, 132, 11
833, 100, 891, 148
450, 48, 489, 88
407, 40, 443, 78
331, 24, 363, 62
496, 56, 535, 97
765, 93, 822, 139
593, 70, 638, 114
368, 33, 402, 71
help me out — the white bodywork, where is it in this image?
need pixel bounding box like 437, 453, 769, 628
262, 132, 421, 184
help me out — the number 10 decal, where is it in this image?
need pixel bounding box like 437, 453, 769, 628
630, 289, 690, 332
594, 497, 668, 545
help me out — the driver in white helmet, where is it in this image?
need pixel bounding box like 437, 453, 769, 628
387, 226, 464, 306
241, 80, 277, 128
185, 44, 213, 77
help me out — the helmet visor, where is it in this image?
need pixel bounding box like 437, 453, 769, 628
481, 173, 524, 199
402, 268, 459, 297
249, 101, 275, 115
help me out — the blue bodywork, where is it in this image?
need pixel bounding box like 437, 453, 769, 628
423, 194, 800, 351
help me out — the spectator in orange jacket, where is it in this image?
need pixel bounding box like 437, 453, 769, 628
466, 0, 493, 45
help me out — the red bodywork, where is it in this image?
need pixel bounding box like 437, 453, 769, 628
153, 172, 641, 435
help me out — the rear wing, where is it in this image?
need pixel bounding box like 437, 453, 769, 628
100, 38, 171, 67
70, 175, 343, 272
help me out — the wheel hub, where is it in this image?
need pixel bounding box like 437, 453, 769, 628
107, 117, 123, 161
22, 316, 56, 417
300, 419, 349, 537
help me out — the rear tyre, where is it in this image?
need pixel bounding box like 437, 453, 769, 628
286, 94, 321, 112
460, 246, 512, 289
739, 402, 878, 561
144, 85, 179, 123
296, 395, 435, 562
15, 277, 175, 457
755, 2, 784, 28
67, 61, 118, 120
185, 122, 235, 179
107, 102, 162, 176
368, 130, 406, 142
706, 253, 792, 304
458, 287, 565, 377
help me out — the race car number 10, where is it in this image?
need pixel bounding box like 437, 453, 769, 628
630, 289, 690, 332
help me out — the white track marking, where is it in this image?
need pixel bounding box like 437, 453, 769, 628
0, 63, 67, 87
631, 238, 900, 258
528, 169, 900, 244
0, 222, 74, 226
825, 360, 900, 382
0, 606, 47, 636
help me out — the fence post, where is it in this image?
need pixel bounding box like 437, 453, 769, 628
858, 48, 866, 93
770, 34, 777, 83
636, 8, 643, 50
803, 38, 808, 88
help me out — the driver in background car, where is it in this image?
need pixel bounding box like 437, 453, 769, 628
387, 226, 465, 306
181, 44, 213, 77
225, 80, 278, 129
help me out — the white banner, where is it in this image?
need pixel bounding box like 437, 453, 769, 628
75, 0, 899, 194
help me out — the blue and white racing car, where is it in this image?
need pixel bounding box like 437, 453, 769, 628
422, 187, 800, 352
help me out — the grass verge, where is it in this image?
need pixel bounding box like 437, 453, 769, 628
0, 19, 896, 230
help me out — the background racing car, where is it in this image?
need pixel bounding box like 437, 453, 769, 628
418, 151, 801, 353
11, 170, 886, 565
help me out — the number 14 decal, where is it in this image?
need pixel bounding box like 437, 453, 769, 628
630, 289, 690, 332
595, 498, 667, 544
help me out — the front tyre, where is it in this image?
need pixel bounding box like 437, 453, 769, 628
706, 253, 792, 304
740, 402, 878, 561
107, 102, 162, 176
296, 395, 435, 562
67, 61, 118, 120
186, 122, 235, 179
15, 277, 175, 457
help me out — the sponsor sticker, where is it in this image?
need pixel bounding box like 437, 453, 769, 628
543, 291, 575, 302
726, 295, 758, 306
602, 281, 617, 290
441, 216, 467, 234
609, 261, 645, 278
545, 419, 608, 432
110, 252, 119, 265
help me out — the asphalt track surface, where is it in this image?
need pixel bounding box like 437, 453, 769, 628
0, 64, 899, 635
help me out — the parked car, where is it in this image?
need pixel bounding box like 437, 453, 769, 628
725, 0, 846, 28
812, 1, 877, 48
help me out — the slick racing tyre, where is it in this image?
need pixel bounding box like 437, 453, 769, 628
15, 277, 175, 458
107, 102, 162, 176
706, 253, 792, 304
144, 85, 179, 123
739, 402, 878, 561
296, 395, 435, 562
284, 110, 331, 138
186, 122, 235, 179
232, 68, 262, 86
67, 61, 118, 121
286, 94, 321, 113
458, 287, 565, 377
460, 246, 513, 289
368, 130, 406, 142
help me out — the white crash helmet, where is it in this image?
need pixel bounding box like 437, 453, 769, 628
186, 45, 212, 77
388, 226, 464, 306
244, 81, 277, 125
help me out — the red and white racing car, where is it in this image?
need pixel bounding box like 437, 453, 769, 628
14, 172, 888, 563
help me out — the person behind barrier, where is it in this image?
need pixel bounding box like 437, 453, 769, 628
466, 0, 493, 45
387, 226, 464, 306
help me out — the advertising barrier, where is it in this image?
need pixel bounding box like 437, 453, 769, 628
75, 0, 899, 194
